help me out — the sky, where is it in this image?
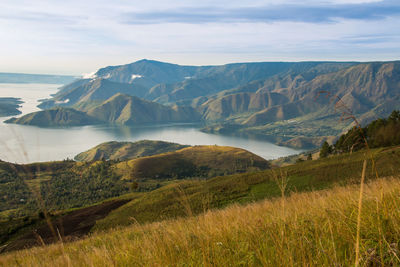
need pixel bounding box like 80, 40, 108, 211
0, 0, 399, 75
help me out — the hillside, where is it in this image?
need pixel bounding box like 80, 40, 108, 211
4, 107, 100, 127
117, 145, 270, 180
93, 145, 400, 230
201, 61, 400, 147
334, 110, 400, 153
84, 93, 200, 125
39, 60, 355, 106
38, 78, 149, 109
74, 140, 189, 161
1, 149, 400, 264
0, 97, 22, 117
0, 145, 399, 253
0, 144, 269, 221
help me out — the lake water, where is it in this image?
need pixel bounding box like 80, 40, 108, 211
0, 83, 301, 163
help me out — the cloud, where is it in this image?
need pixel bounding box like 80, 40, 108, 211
122, 0, 400, 24
0, 0, 399, 74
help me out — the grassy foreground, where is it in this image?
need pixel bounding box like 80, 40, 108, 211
1, 177, 400, 266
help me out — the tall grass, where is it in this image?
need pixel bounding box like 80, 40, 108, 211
318, 91, 382, 266
0, 126, 65, 256
1, 177, 400, 266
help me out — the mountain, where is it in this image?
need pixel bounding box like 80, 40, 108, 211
0, 97, 22, 117
7, 93, 201, 127
117, 145, 270, 180
94, 59, 206, 88
38, 78, 149, 109
28, 59, 400, 148
39, 60, 356, 106
0, 72, 76, 84
84, 93, 200, 125
4, 107, 99, 127
199, 61, 400, 147
75, 140, 189, 161
200, 61, 400, 123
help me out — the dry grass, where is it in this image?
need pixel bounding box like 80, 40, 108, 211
1, 176, 400, 266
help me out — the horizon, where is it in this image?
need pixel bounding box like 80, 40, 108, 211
1, 0, 400, 75
2, 58, 400, 76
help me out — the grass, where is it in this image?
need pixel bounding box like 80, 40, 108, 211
115, 145, 269, 180
0, 144, 400, 265
1, 177, 400, 266
1, 145, 399, 251
93, 146, 400, 231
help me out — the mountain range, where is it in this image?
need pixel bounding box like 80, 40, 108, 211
6, 59, 400, 148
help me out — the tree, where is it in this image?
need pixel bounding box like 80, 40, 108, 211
320, 141, 332, 158
307, 153, 312, 160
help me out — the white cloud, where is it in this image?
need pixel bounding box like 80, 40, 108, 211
0, 0, 398, 74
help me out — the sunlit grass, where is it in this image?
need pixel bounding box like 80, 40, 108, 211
1, 177, 400, 266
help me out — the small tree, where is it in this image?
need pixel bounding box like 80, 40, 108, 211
320, 141, 332, 158
307, 153, 312, 161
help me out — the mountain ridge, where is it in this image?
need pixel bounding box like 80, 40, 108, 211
9, 59, 400, 148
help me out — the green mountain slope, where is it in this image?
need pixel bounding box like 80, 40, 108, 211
74, 140, 189, 161
0, 144, 268, 221
4, 176, 400, 266
1, 144, 399, 254
94, 145, 400, 230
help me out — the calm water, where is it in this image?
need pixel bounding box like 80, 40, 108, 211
0, 83, 301, 163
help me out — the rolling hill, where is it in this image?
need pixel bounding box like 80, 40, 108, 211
74, 140, 189, 161
1, 145, 399, 256
117, 145, 270, 180
3, 177, 399, 266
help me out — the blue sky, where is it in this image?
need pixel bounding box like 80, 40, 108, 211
0, 0, 399, 75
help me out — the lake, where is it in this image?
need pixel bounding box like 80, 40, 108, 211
0, 83, 301, 163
